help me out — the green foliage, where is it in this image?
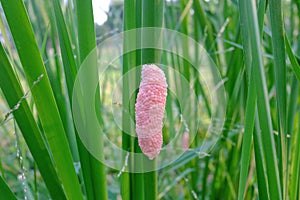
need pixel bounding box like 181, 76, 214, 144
0, 0, 299, 199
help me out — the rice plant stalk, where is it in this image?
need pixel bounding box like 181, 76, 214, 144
141, 1, 164, 199
75, 0, 108, 199
132, 0, 145, 199
193, 0, 219, 66
238, 0, 282, 199
253, 113, 270, 199
285, 34, 300, 81
269, 1, 288, 198
237, 68, 256, 199
290, 110, 300, 200
122, 0, 138, 199
237, 0, 266, 198
50, 0, 95, 198
49, 0, 79, 162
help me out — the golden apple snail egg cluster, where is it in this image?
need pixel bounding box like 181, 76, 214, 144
135, 64, 167, 160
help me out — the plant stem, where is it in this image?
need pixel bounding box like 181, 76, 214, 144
269, 1, 287, 198
75, 0, 108, 199
238, 0, 282, 199
141, 0, 164, 199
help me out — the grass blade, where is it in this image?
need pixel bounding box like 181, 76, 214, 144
45, 0, 79, 162
269, 1, 288, 197
289, 107, 300, 200
121, 0, 137, 199
0, 43, 66, 199
75, 0, 108, 199
52, 0, 78, 100
141, 1, 164, 199
237, 67, 256, 200
0, 175, 17, 200
238, 0, 282, 199
285, 34, 300, 82
0, 0, 83, 199
253, 114, 270, 200
238, 0, 266, 198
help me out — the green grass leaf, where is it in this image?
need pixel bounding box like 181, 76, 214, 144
285, 34, 300, 82
0, 0, 83, 199
0, 43, 66, 199
0, 175, 17, 200
238, 0, 282, 199
269, 1, 288, 197
74, 0, 108, 199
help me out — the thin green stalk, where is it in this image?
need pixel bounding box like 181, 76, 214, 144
29, 0, 45, 44
65, 0, 80, 68
47, 2, 80, 162
45, 1, 86, 196
237, 67, 256, 200
257, 0, 267, 35
180, 0, 190, 81
238, 0, 282, 199
193, 0, 219, 66
192, 9, 212, 118
269, 1, 287, 198
253, 113, 270, 200
122, 1, 137, 200
238, 0, 266, 198
0, 10, 13, 59
0, 157, 4, 178
52, 0, 78, 100
192, 11, 201, 196
141, 1, 164, 199
287, 76, 298, 149
201, 157, 210, 199
75, 0, 108, 199
290, 109, 300, 200
132, 0, 145, 199
179, 1, 197, 196
225, 29, 243, 97
75, 0, 97, 63
285, 34, 300, 81
210, 157, 221, 200
33, 163, 38, 200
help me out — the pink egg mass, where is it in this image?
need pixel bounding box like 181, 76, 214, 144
135, 64, 168, 160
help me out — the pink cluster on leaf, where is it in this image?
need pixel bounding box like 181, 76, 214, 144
182, 131, 190, 150
135, 64, 167, 160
